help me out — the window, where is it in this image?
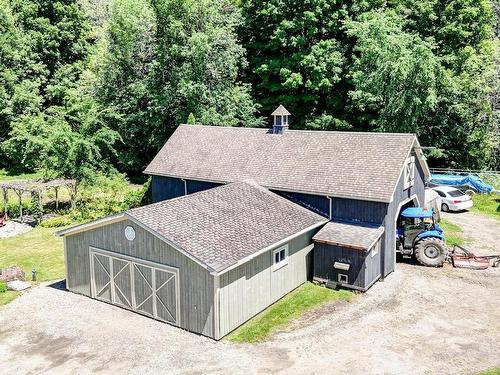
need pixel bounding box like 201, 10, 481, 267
436, 190, 446, 198
403, 156, 415, 190
273, 245, 288, 271
447, 189, 464, 198
338, 274, 348, 284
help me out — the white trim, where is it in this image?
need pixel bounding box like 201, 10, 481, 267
327, 196, 333, 219
55, 213, 126, 237
338, 273, 349, 284
145, 172, 394, 203
272, 244, 289, 271
217, 220, 328, 275
392, 194, 420, 270
63, 236, 70, 289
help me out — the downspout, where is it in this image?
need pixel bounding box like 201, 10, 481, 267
327, 196, 333, 220
180, 178, 187, 195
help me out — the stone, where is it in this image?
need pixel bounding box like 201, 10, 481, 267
0, 266, 26, 282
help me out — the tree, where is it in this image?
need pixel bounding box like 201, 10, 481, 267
241, 0, 348, 129
92, 0, 262, 173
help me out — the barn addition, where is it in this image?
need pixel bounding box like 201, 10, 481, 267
57, 181, 327, 339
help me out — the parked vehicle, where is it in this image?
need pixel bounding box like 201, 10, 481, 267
430, 173, 494, 194
396, 207, 447, 267
431, 186, 473, 212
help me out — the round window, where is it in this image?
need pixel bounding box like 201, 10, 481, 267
124, 226, 136, 241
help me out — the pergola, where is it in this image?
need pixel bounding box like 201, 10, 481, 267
0, 179, 77, 221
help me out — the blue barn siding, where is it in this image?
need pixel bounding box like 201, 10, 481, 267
152, 175, 222, 202
152, 175, 185, 202
331, 198, 387, 224
382, 152, 427, 276
273, 190, 330, 218
186, 180, 221, 194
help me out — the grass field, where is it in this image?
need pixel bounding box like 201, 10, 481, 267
0, 168, 42, 182
439, 218, 467, 246
479, 369, 500, 375
0, 227, 65, 283
226, 282, 353, 343
0, 291, 20, 305
471, 193, 500, 220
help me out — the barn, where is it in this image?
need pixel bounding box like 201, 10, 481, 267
57, 181, 327, 339
144, 109, 430, 287
58, 106, 431, 338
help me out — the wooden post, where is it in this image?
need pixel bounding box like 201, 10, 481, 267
2, 188, 7, 216
16, 190, 22, 221
55, 187, 59, 211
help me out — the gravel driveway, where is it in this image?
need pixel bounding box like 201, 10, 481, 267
442, 210, 500, 256
1, 262, 499, 375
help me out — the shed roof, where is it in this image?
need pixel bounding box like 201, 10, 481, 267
58, 181, 327, 273
144, 125, 426, 203
312, 221, 385, 251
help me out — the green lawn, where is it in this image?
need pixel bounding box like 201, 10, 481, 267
0, 168, 42, 182
479, 369, 500, 375
471, 193, 500, 220
439, 218, 467, 246
0, 290, 20, 305
0, 226, 65, 283
226, 282, 353, 343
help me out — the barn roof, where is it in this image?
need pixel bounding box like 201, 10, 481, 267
58, 181, 327, 273
144, 125, 428, 203
312, 221, 384, 251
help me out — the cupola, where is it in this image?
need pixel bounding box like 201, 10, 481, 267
271, 105, 291, 134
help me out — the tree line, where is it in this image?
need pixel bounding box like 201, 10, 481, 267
0, 0, 498, 181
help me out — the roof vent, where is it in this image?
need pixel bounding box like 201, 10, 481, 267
271, 105, 290, 134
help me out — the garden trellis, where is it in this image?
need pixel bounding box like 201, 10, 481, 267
0, 179, 77, 221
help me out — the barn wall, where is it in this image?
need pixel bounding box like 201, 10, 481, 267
273, 190, 330, 217
65, 219, 215, 338
313, 236, 382, 291
217, 229, 316, 338
383, 152, 426, 276
152, 175, 185, 202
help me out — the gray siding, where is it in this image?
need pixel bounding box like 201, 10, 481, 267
65, 219, 215, 337
331, 197, 387, 223
313, 237, 382, 291
217, 230, 315, 338
382, 152, 426, 276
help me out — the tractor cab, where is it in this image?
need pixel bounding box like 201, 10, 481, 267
396, 207, 447, 267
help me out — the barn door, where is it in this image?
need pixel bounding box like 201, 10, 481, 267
90, 252, 112, 303
90, 248, 179, 326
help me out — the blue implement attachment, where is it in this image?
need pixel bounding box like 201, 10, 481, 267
400, 207, 434, 219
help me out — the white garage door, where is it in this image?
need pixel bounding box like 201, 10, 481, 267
89, 247, 180, 325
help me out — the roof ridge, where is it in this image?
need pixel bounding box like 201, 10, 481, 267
177, 124, 416, 137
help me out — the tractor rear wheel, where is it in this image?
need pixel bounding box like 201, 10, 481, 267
414, 237, 448, 267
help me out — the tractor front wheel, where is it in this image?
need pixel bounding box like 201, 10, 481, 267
414, 237, 448, 267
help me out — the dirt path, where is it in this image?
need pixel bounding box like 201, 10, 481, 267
1, 263, 499, 374
442, 211, 500, 256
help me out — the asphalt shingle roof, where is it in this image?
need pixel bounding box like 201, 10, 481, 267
127, 181, 327, 272
313, 221, 385, 251
144, 125, 417, 202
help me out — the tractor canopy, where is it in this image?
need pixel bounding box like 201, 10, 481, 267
400, 207, 433, 219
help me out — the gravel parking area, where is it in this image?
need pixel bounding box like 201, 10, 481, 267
1, 262, 499, 375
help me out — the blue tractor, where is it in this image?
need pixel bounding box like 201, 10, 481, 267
396, 207, 447, 267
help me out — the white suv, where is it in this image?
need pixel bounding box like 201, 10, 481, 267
432, 186, 473, 212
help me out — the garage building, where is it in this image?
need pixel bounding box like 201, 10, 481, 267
57, 181, 327, 339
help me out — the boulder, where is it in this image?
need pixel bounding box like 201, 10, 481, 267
7, 280, 31, 291
0, 266, 26, 282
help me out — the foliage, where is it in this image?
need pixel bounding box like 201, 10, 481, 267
227, 282, 353, 343
471, 193, 500, 219
40, 215, 75, 228
0, 282, 7, 293
68, 172, 148, 221
91, 0, 263, 172
0, 0, 499, 175
0, 226, 65, 282
439, 218, 467, 246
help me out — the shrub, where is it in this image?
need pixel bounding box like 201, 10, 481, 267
0, 282, 7, 293
40, 216, 76, 228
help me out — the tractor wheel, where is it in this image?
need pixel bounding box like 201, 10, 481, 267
414, 237, 448, 267
441, 203, 449, 212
